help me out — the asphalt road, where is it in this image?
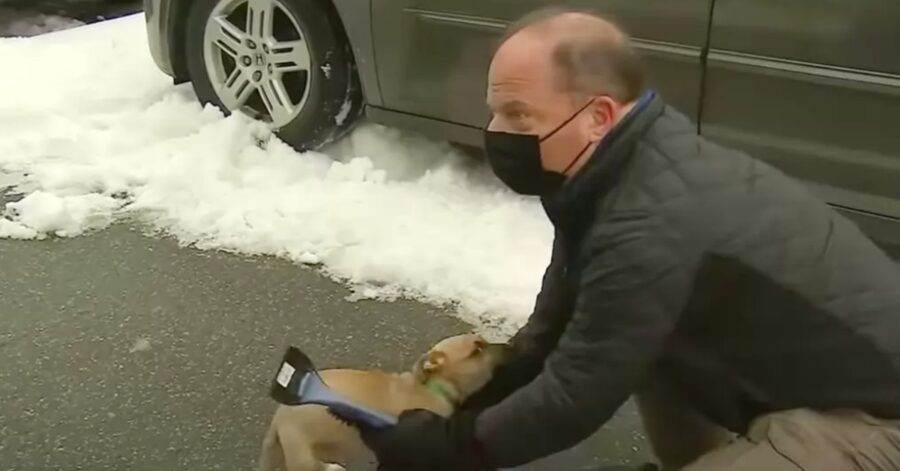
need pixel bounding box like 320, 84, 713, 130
0, 210, 651, 470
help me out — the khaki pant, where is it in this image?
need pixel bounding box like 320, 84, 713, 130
636, 375, 900, 471
683, 408, 900, 471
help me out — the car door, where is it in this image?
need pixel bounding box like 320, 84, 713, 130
700, 0, 900, 244
371, 0, 713, 130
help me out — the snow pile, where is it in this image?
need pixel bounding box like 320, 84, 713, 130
1, 191, 121, 238
0, 14, 554, 335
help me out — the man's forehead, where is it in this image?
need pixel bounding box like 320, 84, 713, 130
488, 77, 531, 99
488, 39, 557, 106
489, 32, 555, 82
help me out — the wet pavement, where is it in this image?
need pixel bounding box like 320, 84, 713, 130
0, 208, 651, 470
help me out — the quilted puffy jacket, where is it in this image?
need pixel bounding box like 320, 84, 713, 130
472, 92, 900, 468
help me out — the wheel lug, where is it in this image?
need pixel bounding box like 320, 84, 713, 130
247, 39, 257, 49
253, 71, 263, 82
241, 56, 252, 66
262, 44, 269, 54
267, 64, 273, 73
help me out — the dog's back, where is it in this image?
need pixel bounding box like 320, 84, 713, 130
258, 369, 451, 471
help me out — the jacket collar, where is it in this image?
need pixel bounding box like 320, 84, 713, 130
542, 90, 664, 232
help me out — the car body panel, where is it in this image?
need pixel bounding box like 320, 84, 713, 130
331, 0, 383, 106
370, 0, 713, 130
707, 0, 900, 76
700, 0, 900, 225
366, 104, 484, 148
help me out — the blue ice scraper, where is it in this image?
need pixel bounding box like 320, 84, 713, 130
269, 346, 398, 429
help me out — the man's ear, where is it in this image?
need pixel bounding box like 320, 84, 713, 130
412, 351, 447, 382
587, 95, 617, 141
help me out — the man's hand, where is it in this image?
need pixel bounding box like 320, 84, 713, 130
329, 408, 495, 471
458, 351, 544, 414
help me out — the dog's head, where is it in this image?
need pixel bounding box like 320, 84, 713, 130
411, 333, 510, 403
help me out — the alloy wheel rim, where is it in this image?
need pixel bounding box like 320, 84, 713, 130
203, 0, 312, 127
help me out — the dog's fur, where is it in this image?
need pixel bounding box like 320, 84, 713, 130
258, 333, 509, 471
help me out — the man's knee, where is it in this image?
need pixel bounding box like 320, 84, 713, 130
683, 408, 900, 471
634, 374, 731, 471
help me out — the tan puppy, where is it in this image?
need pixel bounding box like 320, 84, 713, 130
258, 333, 510, 471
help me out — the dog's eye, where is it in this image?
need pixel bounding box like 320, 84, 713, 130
471, 341, 486, 357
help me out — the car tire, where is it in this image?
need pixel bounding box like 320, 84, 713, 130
185, 0, 363, 152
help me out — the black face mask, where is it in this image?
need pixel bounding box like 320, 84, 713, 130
484, 100, 594, 196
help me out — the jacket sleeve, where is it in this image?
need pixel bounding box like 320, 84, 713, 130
461, 228, 576, 412
474, 211, 697, 468
509, 228, 577, 360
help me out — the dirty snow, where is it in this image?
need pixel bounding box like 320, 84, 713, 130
335, 98, 353, 126
0, 14, 553, 336
0, 12, 84, 38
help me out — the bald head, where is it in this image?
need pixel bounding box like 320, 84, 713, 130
496, 7, 645, 103
485, 8, 648, 179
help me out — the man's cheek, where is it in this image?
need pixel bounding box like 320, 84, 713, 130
488, 117, 511, 132
513, 118, 537, 134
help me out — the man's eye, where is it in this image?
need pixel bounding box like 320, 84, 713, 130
506, 112, 531, 131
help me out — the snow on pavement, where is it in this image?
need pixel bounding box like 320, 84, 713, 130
0, 14, 554, 337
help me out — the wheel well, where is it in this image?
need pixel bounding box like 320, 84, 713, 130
167, 0, 360, 85
312, 0, 356, 61
310, 0, 365, 104
168, 0, 193, 83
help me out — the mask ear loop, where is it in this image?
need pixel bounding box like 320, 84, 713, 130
539, 98, 596, 143
561, 140, 594, 175
546, 99, 597, 176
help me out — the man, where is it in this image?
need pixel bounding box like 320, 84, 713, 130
330, 6, 900, 471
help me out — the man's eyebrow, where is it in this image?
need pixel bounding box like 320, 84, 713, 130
497, 100, 530, 113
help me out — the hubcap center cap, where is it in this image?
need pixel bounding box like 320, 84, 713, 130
254, 51, 267, 67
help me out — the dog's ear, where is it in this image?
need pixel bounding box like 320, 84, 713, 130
424, 351, 447, 371
412, 350, 447, 382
